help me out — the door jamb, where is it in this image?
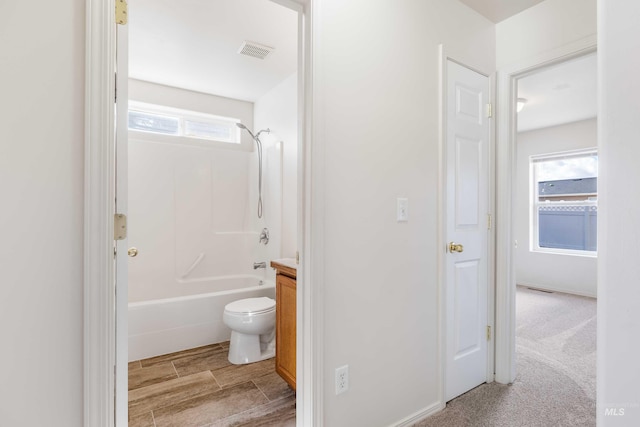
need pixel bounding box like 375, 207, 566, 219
493, 35, 597, 384
438, 45, 496, 406
83, 1, 321, 426
84, 1, 116, 425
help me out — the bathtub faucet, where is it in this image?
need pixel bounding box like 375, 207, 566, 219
253, 262, 267, 270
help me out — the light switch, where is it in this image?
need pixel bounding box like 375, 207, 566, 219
397, 198, 409, 222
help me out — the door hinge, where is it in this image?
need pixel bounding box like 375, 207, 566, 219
296, 251, 300, 264
487, 325, 491, 341
115, 0, 128, 25
487, 214, 492, 230
486, 103, 493, 118
114, 214, 127, 240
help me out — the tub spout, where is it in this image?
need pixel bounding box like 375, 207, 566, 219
253, 262, 267, 269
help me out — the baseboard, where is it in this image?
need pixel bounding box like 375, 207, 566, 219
391, 401, 445, 427
517, 282, 596, 299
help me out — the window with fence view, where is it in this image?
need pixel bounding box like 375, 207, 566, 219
532, 151, 598, 253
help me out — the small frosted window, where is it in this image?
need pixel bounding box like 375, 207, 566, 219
128, 102, 241, 144
184, 119, 237, 143
128, 111, 179, 135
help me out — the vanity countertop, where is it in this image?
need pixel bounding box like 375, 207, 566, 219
270, 258, 297, 278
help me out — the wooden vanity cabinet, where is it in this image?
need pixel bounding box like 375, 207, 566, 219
271, 261, 297, 390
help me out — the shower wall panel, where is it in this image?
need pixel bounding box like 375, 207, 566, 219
128, 137, 280, 303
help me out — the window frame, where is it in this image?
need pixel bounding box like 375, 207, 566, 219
127, 101, 243, 146
530, 148, 598, 257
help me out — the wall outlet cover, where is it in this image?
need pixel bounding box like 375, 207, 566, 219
335, 365, 349, 395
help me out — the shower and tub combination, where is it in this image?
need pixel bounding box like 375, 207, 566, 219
128, 121, 282, 362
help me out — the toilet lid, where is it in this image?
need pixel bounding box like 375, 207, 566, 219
225, 297, 275, 314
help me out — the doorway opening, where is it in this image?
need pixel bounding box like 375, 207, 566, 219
117, 0, 305, 425
493, 36, 597, 386
491, 36, 599, 426
513, 51, 598, 422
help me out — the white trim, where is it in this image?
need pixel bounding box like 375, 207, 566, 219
531, 247, 597, 258
84, 0, 117, 426
530, 147, 598, 162
390, 401, 445, 427
495, 65, 517, 385
436, 43, 446, 411
114, 22, 129, 426
264, 2, 321, 426
487, 70, 497, 384
305, 1, 324, 425
494, 34, 597, 385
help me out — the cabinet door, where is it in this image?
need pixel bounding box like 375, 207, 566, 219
276, 274, 296, 389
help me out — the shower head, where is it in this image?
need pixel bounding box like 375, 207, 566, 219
237, 123, 270, 141
236, 122, 256, 139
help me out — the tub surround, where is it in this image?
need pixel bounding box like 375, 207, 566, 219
271, 259, 297, 390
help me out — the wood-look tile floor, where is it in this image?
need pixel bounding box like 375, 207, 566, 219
128, 342, 295, 427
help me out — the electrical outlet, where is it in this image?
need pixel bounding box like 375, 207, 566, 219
335, 365, 349, 395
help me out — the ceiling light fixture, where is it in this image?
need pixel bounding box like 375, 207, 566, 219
517, 97, 528, 113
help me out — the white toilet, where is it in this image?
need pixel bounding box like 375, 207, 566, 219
223, 297, 276, 364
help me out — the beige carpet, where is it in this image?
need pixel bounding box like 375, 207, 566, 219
414, 286, 596, 427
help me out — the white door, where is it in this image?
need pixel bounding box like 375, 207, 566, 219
115, 18, 129, 427
445, 60, 490, 401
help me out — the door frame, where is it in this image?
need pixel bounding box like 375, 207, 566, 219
438, 46, 496, 405
83, 1, 322, 426
493, 34, 597, 384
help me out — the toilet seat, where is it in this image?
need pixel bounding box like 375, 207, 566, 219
224, 297, 275, 315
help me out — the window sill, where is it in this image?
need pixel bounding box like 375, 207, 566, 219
531, 247, 597, 258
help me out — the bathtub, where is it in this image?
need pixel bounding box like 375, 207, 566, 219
128, 275, 275, 361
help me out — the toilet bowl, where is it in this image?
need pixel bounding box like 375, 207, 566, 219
223, 297, 276, 364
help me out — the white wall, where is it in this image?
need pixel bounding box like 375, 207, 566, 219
0, 1, 84, 426
254, 73, 298, 259
598, 1, 640, 425
496, 0, 597, 69
515, 119, 597, 297
312, 1, 495, 425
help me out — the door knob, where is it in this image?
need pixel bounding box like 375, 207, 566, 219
128, 247, 138, 257
449, 242, 464, 253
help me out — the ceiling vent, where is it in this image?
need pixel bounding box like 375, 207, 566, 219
238, 41, 274, 60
